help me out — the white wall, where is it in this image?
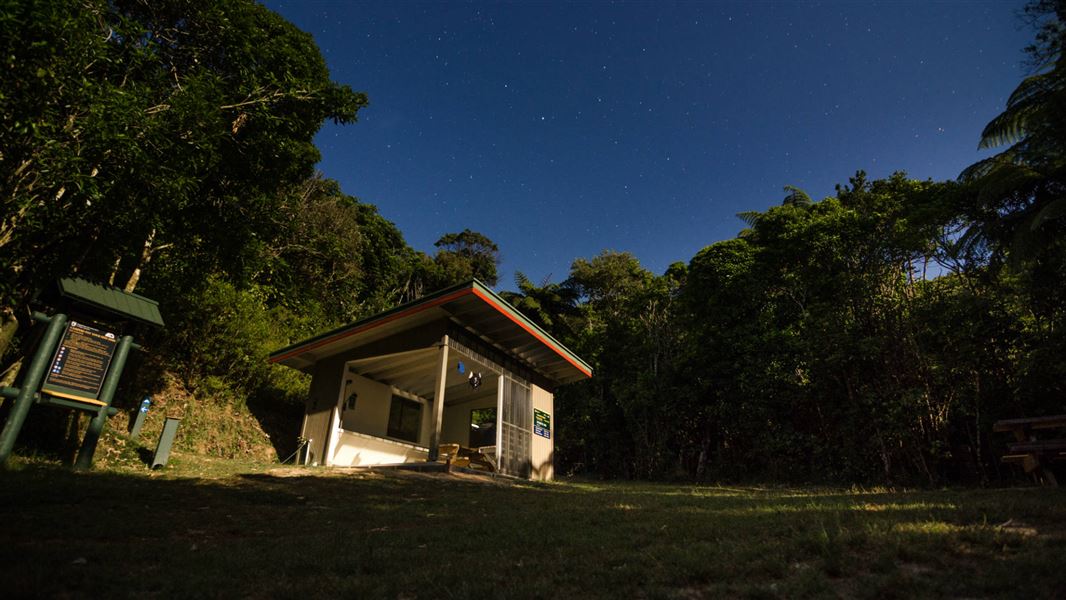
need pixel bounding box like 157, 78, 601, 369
339, 373, 391, 438
331, 430, 429, 466
340, 372, 431, 446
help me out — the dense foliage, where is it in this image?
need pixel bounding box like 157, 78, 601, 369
545, 0, 1066, 483
1, 1, 1062, 482
0, 0, 507, 456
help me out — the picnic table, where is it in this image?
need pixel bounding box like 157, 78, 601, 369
437, 444, 498, 473
994, 415, 1066, 486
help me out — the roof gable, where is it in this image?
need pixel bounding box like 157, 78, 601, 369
269, 280, 591, 385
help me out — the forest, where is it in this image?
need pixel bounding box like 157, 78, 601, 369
1, 0, 1063, 485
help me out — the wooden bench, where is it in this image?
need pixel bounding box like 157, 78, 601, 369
994, 415, 1066, 486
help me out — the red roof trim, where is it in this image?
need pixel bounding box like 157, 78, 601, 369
269, 284, 592, 380
268, 288, 474, 364
471, 287, 593, 378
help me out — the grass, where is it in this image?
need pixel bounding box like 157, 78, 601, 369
2, 455, 1065, 599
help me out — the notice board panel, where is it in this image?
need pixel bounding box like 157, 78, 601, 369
533, 408, 550, 439
41, 321, 117, 404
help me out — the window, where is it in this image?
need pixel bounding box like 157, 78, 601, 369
387, 395, 422, 443
469, 407, 497, 448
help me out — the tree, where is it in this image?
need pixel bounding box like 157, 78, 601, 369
499, 272, 579, 337
0, 0, 372, 406
0, 0, 368, 310
737, 184, 815, 236
956, 0, 1066, 416
958, 0, 1066, 266
432, 229, 501, 287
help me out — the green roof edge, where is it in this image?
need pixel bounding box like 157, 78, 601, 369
467, 279, 592, 375
268, 280, 476, 360
269, 279, 592, 377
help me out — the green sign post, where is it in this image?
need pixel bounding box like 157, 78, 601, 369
0, 278, 163, 470
73, 333, 134, 470
0, 312, 69, 465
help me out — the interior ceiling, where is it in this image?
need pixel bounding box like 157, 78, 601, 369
348, 347, 498, 405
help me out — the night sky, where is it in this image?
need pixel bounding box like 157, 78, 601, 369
262, 0, 1033, 290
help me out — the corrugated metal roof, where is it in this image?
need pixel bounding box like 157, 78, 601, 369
57, 278, 164, 327
269, 280, 592, 385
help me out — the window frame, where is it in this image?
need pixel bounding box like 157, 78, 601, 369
469, 407, 497, 448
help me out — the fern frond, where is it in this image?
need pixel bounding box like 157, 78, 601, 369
782, 185, 812, 208
959, 141, 1025, 180
736, 210, 762, 228
1031, 197, 1066, 230
514, 270, 532, 292
1006, 72, 1056, 108
978, 101, 1041, 149
975, 163, 1042, 206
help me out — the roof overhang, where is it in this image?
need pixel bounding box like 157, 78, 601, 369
269, 280, 592, 386
56, 278, 164, 327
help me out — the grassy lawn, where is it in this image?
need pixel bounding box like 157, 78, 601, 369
2, 455, 1065, 599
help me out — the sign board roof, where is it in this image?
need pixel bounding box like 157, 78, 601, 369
57, 278, 164, 327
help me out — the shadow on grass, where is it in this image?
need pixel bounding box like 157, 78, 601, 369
136, 446, 154, 467
2, 465, 1065, 599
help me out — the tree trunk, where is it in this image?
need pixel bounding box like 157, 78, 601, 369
0, 308, 19, 362
0, 358, 22, 389
123, 228, 157, 293
107, 255, 123, 286
696, 427, 711, 479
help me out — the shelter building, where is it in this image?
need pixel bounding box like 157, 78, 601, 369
268, 280, 592, 480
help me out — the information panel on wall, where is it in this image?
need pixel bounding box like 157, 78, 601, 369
533, 408, 551, 439
40, 321, 118, 404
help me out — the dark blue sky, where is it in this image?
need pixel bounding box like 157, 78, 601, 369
263, 0, 1032, 290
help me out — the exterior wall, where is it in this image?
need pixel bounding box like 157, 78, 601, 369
338, 372, 433, 446
440, 395, 497, 447
331, 430, 428, 466
296, 316, 568, 479
301, 355, 346, 466
340, 373, 392, 438
530, 384, 554, 481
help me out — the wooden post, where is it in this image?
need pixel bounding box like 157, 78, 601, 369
428, 335, 449, 462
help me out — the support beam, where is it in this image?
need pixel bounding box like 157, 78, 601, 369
74, 334, 134, 470
427, 335, 449, 462
496, 373, 504, 472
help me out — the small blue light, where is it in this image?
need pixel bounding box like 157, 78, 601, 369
457, 361, 465, 374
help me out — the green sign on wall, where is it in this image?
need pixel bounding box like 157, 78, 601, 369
533, 408, 550, 439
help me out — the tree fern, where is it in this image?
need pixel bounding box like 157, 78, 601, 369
782, 185, 813, 208
959, 0, 1065, 268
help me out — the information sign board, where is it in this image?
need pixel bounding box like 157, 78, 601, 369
40, 321, 117, 404
533, 408, 551, 439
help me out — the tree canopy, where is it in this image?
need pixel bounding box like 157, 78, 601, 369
1, 0, 1063, 483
